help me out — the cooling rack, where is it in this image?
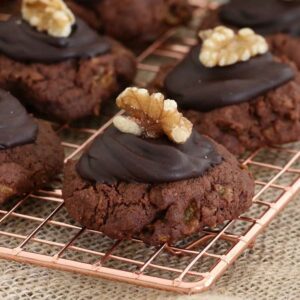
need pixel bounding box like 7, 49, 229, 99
1, 1, 300, 295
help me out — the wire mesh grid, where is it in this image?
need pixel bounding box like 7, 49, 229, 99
1, 1, 300, 295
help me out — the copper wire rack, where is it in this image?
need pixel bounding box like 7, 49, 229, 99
1, 1, 300, 295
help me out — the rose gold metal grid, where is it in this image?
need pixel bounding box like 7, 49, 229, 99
0, 1, 300, 295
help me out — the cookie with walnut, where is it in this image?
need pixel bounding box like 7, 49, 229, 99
0, 0, 136, 122
199, 0, 300, 70
62, 88, 254, 245
150, 26, 300, 155
0, 89, 64, 204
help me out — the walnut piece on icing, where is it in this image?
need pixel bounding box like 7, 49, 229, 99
22, 0, 75, 38
113, 115, 143, 136
199, 26, 269, 68
113, 87, 193, 144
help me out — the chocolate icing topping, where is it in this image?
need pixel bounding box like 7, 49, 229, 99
164, 45, 294, 112
0, 89, 38, 149
77, 126, 222, 184
0, 16, 111, 63
220, 0, 300, 36
75, 0, 96, 4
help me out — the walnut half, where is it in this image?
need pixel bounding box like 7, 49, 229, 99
199, 26, 269, 68
22, 0, 75, 38
113, 87, 193, 144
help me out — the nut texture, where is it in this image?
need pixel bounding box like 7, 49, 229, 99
113, 115, 143, 136
22, 0, 75, 38
199, 26, 269, 68
113, 87, 193, 144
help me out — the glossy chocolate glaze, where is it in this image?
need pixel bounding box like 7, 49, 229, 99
77, 126, 222, 184
220, 0, 300, 36
0, 89, 38, 149
164, 45, 294, 111
0, 16, 111, 63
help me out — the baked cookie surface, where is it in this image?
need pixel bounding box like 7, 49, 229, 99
0, 90, 64, 204
0, 37, 136, 122
67, 0, 192, 47
0, 12, 136, 122
63, 134, 253, 245
150, 36, 300, 155
62, 88, 254, 245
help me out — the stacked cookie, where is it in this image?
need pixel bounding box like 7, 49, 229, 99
1, 0, 299, 246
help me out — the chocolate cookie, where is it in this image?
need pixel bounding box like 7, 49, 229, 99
199, 0, 300, 69
0, 90, 64, 204
67, 0, 192, 47
150, 43, 300, 155
0, 14, 136, 122
63, 124, 254, 245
